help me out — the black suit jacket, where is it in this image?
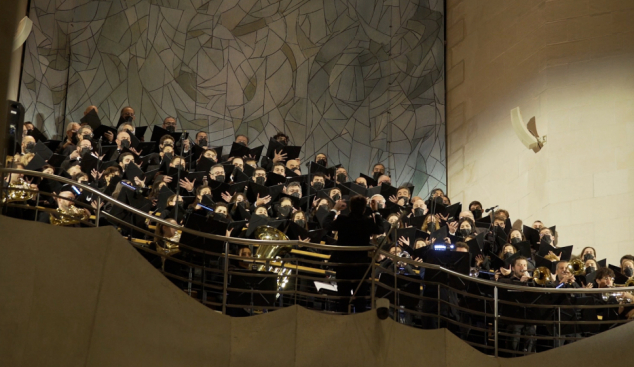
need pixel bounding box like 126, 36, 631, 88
323, 210, 384, 263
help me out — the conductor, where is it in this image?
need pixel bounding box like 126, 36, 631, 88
323, 195, 384, 313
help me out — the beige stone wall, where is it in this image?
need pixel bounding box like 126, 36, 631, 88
446, 0, 634, 265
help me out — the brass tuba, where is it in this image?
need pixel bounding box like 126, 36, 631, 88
567, 258, 585, 276
254, 225, 292, 271
254, 225, 292, 290
49, 206, 90, 226
532, 266, 552, 285
2, 178, 35, 203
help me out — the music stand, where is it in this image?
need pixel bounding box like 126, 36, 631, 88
227, 270, 277, 316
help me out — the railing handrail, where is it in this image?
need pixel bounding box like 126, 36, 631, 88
376, 249, 634, 294
0, 168, 374, 251
3, 168, 633, 296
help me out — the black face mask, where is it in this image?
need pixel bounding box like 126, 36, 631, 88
377, 202, 385, 210
318, 204, 328, 210
24, 141, 35, 153
471, 209, 482, 219
81, 147, 91, 157
583, 253, 595, 261
373, 171, 382, 181
312, 182, 324, 191
290, 192, 300, 198
174, 164, 185, 171
433, 196, 443, 205
459, 228, 470, 237
215, 174, 225, 182
502, 252, 513, 260
163, 141, 174, 148
215, 212, 227, 221
278, 206, 291, 217
336, 173, 347, 183
511, 237, 521, 245
541, 235, 552, 245
332, 194, 341, 201
71, 132, 79, 145
381, 181, 390, 186
253, 213, 267, 220
26, 129, 33, 136
121, 139, 130, 149
585, 266, 595, 275
199, 138, 208, 147
166, 126, 176, 133
295, 219, 305, 227
625, 267, 634, 278
316, 159, 327, 167
163, 152, 173, 161
255, 176, 265, 185
83, 134, 92, 141
413, 208, 425, 217
238, 141, 247, 147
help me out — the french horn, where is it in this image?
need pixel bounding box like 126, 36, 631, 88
2, 178, 35, 203
49, 206, 90, 226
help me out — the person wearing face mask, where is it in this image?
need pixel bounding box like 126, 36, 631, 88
584, 258, 598, 276
286, 159, 301, 175
116, 106, 135, 128
507, 229, 525, 246
329, 188, 343, 202
275, 198, 294, 219
209, 164, 226, 184
371, 163, 386, 182
410, 198, 427, 218
468, 201, 483, 220
290, 210, 308, 229
314, 153, 328, 167
538, 227, 556, 247
310, 173, 326, 192
335, 167, 348, 184
621, 256, 634, 279
213, 203, 231, 222
579, 247, 597, 262
252, 167, 267, 186
454, 217, 475, 239
389, 186, 411, 206
285, 182, 302, 198
19, 135, 36, 157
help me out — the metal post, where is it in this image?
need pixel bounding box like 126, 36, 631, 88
371, 262, 376, 309
34, 192, 40, 221
95, 197, 101, 227
437, 284, 441, 329
393, 261, 398, 321
222, 241, 229, 315
557, 307, 561, 348
294, 256, 298, 306
494, 286, 499, 357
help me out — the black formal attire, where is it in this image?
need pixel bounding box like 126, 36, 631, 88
323, 209, 384, 313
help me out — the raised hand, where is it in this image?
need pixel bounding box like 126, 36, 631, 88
398, 236, 410, 247
91, 169, 103, 181
448, 221, 458, 235
273, 149, 287, 163
389, 195, 398, 203
255, 194, 271, 206
179, 178, 195, 192
221, 191, 232, 203
103, 131, 114, 142
333, 199, 347, 212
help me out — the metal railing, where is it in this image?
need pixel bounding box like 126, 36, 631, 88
1, 168, 633, 357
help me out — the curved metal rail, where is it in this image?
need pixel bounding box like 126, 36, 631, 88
1, 167, 632, 358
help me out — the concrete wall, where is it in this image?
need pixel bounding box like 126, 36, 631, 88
446, 0, 634, 264
1, 215, 633, 366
